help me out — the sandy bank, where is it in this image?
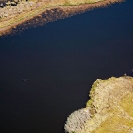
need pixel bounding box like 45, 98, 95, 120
0, 0, 124, 36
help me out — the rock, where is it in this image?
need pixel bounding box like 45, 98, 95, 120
0, 1, 6, 7
6, 1, 11, 5
4, 13, 8, 17
0, 3, 3, 7
11, 1, 17, 6
14, 0, 19, 3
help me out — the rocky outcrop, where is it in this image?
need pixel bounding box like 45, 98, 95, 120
64, 76, 133, 133
0, 0, 35, 19
0, 0, 21, 7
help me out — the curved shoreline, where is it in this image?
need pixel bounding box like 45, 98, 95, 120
64, 76, 133, 133
0, 0, 124, 37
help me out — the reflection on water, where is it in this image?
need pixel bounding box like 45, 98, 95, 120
0, 0, 133, 133
7, 6, 89, 36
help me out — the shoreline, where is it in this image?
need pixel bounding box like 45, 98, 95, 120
65, 76, 133, 132
0, 0, 124, 37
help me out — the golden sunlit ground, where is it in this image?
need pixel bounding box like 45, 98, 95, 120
65, 76, 133, 133
0, 0, 123, 36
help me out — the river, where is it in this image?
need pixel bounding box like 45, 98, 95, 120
0, 0, 133, 132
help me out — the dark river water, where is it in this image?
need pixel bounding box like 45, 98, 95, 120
0, 0, 133, 133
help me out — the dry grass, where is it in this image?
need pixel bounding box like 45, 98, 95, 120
91, 93, 133, 133
65, 76, 133, 133
0, 0, 124, 36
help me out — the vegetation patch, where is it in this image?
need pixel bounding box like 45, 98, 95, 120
64, 76, 133, 133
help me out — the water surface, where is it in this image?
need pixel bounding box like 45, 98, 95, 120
0, 0, 133, 132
